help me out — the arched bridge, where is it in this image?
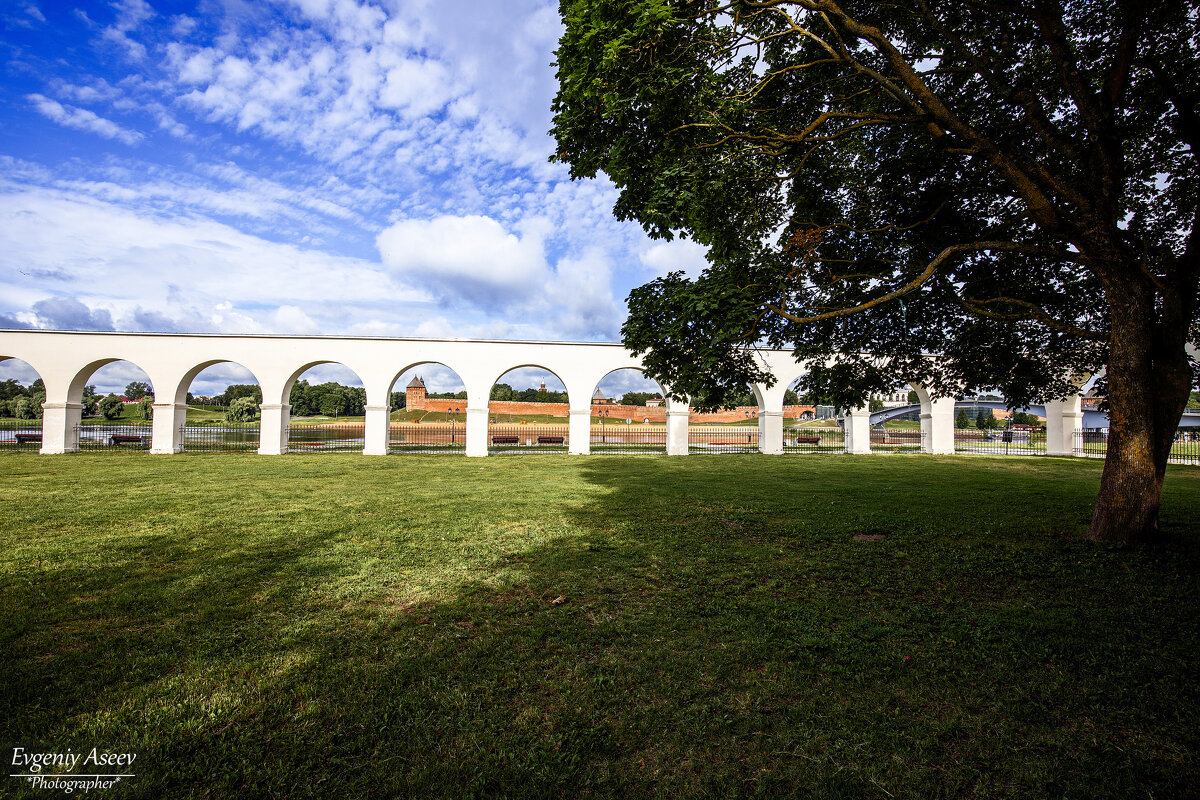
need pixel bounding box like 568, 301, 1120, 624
872, 401, 1200, 429
0, 329, 1110, 457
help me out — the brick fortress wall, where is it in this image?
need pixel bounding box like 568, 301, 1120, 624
410, 394, 816, 422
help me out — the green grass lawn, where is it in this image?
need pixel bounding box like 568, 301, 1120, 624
1, 454, 1198, 798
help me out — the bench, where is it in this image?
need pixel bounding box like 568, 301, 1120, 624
108, 434, 148, 446
536, 436, 565, 445
15, 433, 42, 445
491, 435, 520, 445
792, 435, 820, 445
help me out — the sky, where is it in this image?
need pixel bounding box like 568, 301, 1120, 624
0, 0, 707, 395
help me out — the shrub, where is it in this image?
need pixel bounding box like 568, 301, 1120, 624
225, 397, 259, 423
98, 395, 124, 420
137, 397, 154, 420
13, 396, 33, 420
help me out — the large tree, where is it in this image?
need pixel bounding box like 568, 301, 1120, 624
551, 0, 1199, 542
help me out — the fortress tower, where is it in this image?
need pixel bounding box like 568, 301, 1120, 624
405, 376, 427, 411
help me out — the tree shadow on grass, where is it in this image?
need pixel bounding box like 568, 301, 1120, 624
1, 455, 1198, 799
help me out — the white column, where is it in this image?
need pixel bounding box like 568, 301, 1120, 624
844, 405, 872, 454
1044, 396, 1083, 456
760, 410, 784, 454
40, 401, 81, 454
666, 408, 690, 456
363, 405, 389, 455
568, 408, 591, 455
920, 397, 956, 454
258, 403, 290, 455
465, 406, 489, 457
150, 403, 186, 454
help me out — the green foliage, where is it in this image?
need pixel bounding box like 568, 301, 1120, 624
0, 379, 26, 401
289, 380, 366, 417
0, 378, 53, 418
12, 396, 34, 420
552, 0, 1197, 417
976, 408, 999, 429
869, 398, 884, 412
956, 409, 971, 429
136, 397, 154, 420
490, 382, 570, 404
318, 387, 345, 417
225, 396, 259, 423
217, 384, 262, 407
81, 385, 99, 417
617, 391, 656, 406
390, 391, 406, 410
784, 388, 800, 406
123, 381, 152, 401
98, 394, 124, 420
1012, 411, 1042, 427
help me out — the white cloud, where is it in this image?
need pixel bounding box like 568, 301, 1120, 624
377, 215, 549, 305
26, 94, 143, 146
640, 238, 710, 279
0, 183, 429, 336
99, 0, 155, 61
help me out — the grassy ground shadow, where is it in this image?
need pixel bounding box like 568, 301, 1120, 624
0, 453, 1197, 798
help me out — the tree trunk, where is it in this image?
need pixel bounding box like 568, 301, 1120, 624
1087, 282, 1193, 543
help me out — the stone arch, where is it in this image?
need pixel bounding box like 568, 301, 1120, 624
68, 357, 155, 404
905, 381, 955, 454
388, 361, 469, 414
590, 367, 672, 454
173, 359, 263, 407
278, 360, 369, 409
0, 358, 48, 449
167, 360, 265, 454
488, 364, 570, 407
486, 365, 571, 455
590, 366, 672, 410
278, 361, 370, 455
0, 356, 46, 403
0, 355, 45, 387
386, 361, 471, 455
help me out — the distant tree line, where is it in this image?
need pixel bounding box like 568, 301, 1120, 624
0, 377, 157, 421
953, 408, 1045, 430
489, 383, 569, 404
0, 378, 46, 419
290, 380, 366, 417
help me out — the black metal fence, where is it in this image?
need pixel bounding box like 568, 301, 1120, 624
590, 424, 666, 454
1075, 429, 1200, 466
872, 428, 924, 453
488, 424, 569, 454
782, 427, 846, 453
0, 421, 43, 451
955, 428, 1046, 455
75, 424, 152, 451
389, 422, 467, 454
180, 424, 260, 452
689, 425, 759, 454
287, 424, 365, 453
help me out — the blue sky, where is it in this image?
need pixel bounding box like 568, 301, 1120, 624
0, 0, 705, 393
